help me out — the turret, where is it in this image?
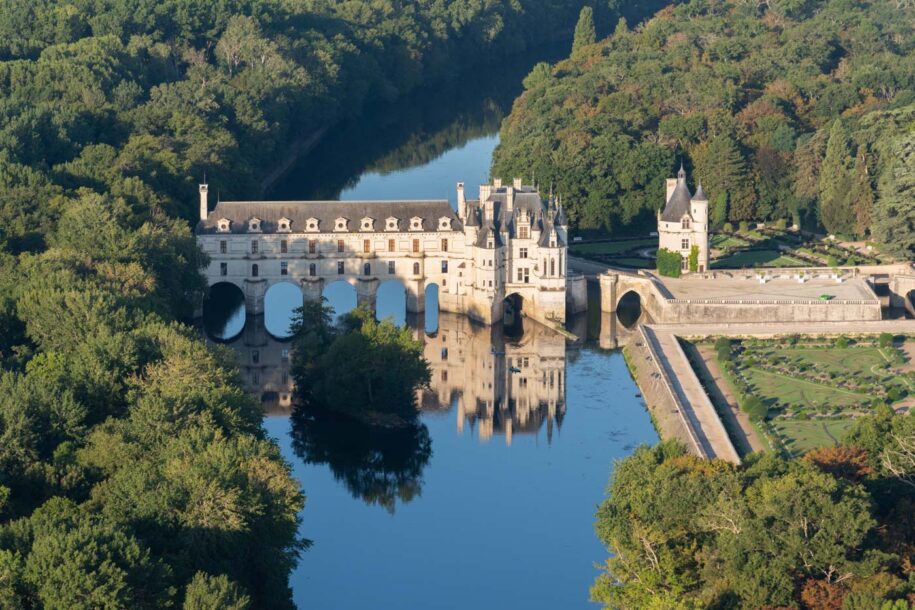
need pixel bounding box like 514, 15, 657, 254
691, 182, 709, 226
199, 183, 209, 221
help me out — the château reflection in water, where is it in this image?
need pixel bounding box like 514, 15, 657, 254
215, 311, 573, 443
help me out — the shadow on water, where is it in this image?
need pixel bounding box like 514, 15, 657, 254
268, 42, 569, 201
290, 408, 432, 514
202, 283, 246, 341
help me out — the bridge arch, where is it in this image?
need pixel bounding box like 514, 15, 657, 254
203, 281, 246, 342
616, 290, 643, 329
323, 280, 357, 322
264, 281, 301, 339
377, 279, 407, 326
503, 292, 524, 336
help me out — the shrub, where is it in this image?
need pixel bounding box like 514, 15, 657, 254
656, 248, 682, 277
688, 244, 699, 273
739, 220, 749, 232
887, 387, 903, 403
714, 337, 732, 361
835, 336, 849, 349
878, 333, 893, 348
826, 255, 839, 267
741, 395, 768, 421
774, 218, 787, 230
723, 222, 734, 233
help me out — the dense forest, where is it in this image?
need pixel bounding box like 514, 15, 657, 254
0, 0, 615, 607
593, 407, 915, 608
492, 0, 915, 258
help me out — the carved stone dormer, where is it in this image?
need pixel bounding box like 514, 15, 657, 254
217, 218, 231, 233
409, 216, 424, 231
385, 217, 399, 231
334, 217, 349, 232
248, 217, 262, 233
277, 217, 293, 233
306, 217, 320, 232
438, 217, 453, 231
360, 217, 375, 231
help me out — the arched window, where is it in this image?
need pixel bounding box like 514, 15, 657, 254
363, 262, 371, 276
550, 258, 555, 276
251, 264, 259, 277
309, 263, 316, 277
413, 262, 420, 275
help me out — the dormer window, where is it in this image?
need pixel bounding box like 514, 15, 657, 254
385, 217, 399, 231
248, 217, 262, 233
682, 217, 690, 230
306, 217, 319, 232
217, 218, 231, 233
410, 217, 423, 231
361, 217, 375, 231
487, 236, 494, 248
438, 217, 452, 231
278, 217, 292, 233
334, 217, 348, 232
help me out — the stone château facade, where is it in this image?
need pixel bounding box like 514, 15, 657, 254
657, 165, 709, 273
196, 179, 587, 325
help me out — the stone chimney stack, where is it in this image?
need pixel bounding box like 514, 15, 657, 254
199, 183, 209, 221
506, 185, 514, 213
513, 177, 522, 189
665, 178, 677, 203
493, 178, 502, 189
457, 182, 466, 220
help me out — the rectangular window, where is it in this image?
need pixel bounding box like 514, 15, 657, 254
363, 239, 370, 253
220, 262, 227, 276
337, 240, 344, 253
681, 238, 690, 250
219, 240, 227, 254
519, 227, 529, 239
280, 262, 288, 276
524, 268, 530, 283
441, 238, 448, 252
517, 267, 524, 282
309, 240, 316, 254
309, 263, 316, 277
388, 261, 395, 274
251, 240, 258, 254
412, 239, 419, 253
441, 260, 448, 273
388, 239, 395, 251
337, 261, 344, 275
252, 350, 260, 364
281, 240, 288, 253
519, 247, 527, 259
281, 349, 289, 362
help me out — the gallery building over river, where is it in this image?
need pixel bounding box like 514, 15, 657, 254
196, 179, 587, 325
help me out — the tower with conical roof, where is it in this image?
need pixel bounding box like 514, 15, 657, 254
657, 164, 709, 273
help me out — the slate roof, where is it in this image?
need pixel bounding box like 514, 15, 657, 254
463, 185, 566, 247
692, 183, 707, 201
197, 200, 462, 234
660, 178, 693, 222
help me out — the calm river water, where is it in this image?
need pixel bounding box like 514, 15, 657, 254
204, 47, 658, 609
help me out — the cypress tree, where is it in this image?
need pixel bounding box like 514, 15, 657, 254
818, 119, 855, 235
572, 7, 596, 55
849, 146, 874, 238
692, 136, 756, 221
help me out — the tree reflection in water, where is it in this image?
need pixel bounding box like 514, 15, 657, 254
290, 407, 432, 513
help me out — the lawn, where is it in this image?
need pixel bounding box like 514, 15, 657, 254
744, 368, 871, 411
569, 238, 656, 256
785, 346, 893, 376
711, 249, 807, 268
770, 418, 857, 457
710, 234, 751, 249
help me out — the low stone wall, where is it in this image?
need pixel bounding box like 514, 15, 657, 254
658, 300, 882, 323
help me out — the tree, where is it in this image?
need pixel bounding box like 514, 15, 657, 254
818, 119, 855, 235
849, 147, 875, 238
183, 572, 250, 610
572, 7, 596, 55
692, 136, 757, 221
872, 126, 915, 259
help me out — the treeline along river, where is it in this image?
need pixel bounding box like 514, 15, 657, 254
204, 46, 657, 609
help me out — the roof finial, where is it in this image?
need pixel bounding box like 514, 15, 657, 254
678, 160, 686, 181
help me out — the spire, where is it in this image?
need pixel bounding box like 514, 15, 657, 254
678, 161, 686, 181
692, 181, 708, 202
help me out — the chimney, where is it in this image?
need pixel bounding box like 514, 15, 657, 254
506, 186, 514, 212
493, 178, 502, 189
199, 183, 209, 221
513, 177, 522, 189
457, 182, 466, 219
665, 178, 677, 203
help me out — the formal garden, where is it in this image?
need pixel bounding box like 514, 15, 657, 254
702, 333, 914, 457
568, 237, 657, 269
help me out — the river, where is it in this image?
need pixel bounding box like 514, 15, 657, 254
203, 46, 658, 609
